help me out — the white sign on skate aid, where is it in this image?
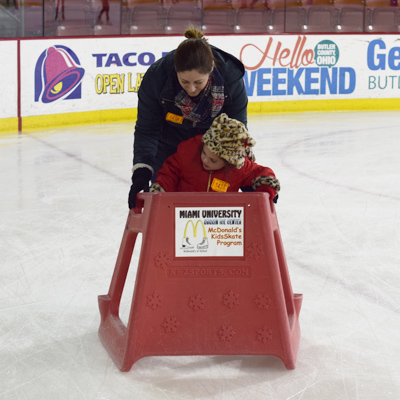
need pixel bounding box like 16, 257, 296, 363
175, 207, 244, 257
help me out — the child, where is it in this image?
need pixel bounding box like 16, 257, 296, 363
150, 113, 280, 202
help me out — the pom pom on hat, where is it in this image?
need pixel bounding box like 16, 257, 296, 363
202, 113, 256, 169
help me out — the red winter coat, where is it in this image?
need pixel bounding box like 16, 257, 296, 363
152, 135, 279, 200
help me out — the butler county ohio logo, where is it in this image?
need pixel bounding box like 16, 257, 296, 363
34, 45, 85, 103
314, 40, 339, 68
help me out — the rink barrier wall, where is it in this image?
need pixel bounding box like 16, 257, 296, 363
9, 97, 400, 133
21, 108, 137, 131
1, 118, 17, 133
1, 34, 400, 133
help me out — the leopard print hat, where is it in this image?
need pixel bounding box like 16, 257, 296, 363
202, 113, 256, 169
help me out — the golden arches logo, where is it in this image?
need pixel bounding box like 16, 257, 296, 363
181, 219, 209, 250
183, 220, 207, 239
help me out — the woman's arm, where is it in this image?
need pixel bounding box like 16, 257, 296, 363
223, 78, 248, 127
133, 66, 165, 169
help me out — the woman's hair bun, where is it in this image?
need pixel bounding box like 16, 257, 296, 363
184, 26, 205, 41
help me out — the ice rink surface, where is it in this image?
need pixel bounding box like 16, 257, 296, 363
1, 111, 399, 399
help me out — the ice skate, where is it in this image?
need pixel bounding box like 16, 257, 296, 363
197, 237, 208, 249
182, 237, 194, 248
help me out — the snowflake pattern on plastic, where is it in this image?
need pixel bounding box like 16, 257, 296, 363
161, 316, 180, 333
246, 242, 264, 260
188, 294, 206, 311
223, 290, 240, 309
254, 293, 272, 309
217, 324, 236, 341
154, 251, 171, 269
146, 292, 162, 311
257, 325, 273, 343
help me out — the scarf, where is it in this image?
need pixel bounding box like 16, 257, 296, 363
174, 68, 225, 126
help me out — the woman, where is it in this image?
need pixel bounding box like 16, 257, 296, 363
128, 26, 248, 208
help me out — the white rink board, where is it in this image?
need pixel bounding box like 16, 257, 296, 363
4, 34, 400, 118
20, 37, 182, 117
211, 35, 400, 102
0, 41, 18, 119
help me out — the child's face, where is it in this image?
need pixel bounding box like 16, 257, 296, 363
201, 145, 226, 171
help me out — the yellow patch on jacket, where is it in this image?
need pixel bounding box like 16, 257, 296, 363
211, 178, 230, 192
166, 112, 183, 124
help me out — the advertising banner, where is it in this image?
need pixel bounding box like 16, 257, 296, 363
0, 40, 18, 119
17, 34, 400, 118
175, 207, 244, 257
211, 34, 400, 102
20, 37, 182, 117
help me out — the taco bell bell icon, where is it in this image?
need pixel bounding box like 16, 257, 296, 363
35, 46, 85, 103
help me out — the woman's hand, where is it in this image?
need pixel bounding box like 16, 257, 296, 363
128, 168, 152, 209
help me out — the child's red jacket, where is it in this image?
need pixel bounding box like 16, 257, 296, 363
152, 135, 280, 200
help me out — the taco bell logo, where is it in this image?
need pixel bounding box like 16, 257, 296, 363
34, 45, 85, 103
